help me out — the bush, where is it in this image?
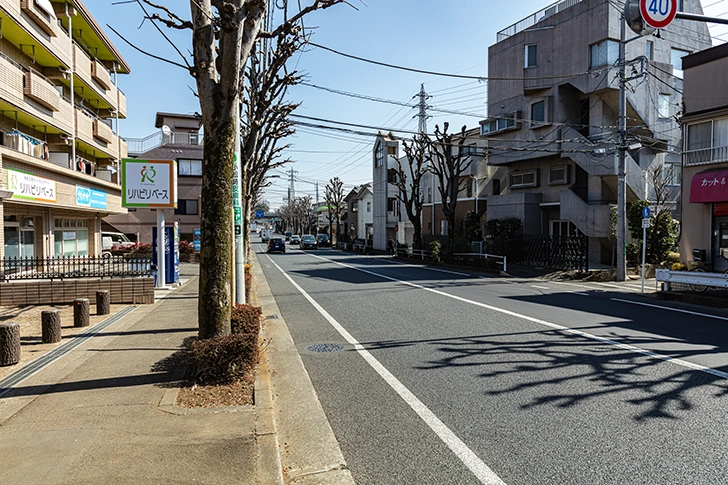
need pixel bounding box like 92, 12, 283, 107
671, 262, 687, 271
626, 243, 640, 266
231, 302, 262, 337
179, 240, 196, 254
666, 251, 680, 264
429, 240, 441, 262
127, 243, 152, 257
187, 333, 258, 384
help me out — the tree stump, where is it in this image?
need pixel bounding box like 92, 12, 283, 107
96, 290, 110, 315
0, 322, 20, 366
41, 310, 62, 344
74, 298, 90, 327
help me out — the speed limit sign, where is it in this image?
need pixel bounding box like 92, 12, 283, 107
639, 0, 678, 29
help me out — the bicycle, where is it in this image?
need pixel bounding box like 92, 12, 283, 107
688, 257, 728, 293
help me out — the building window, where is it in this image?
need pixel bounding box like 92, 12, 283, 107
441, 220, 448, 236
646, 40, 654, 61
427, 187, 432, 203
657, 93, 671, 118
174, 199, 199, 215
351, 201, 358, 212
466, 178, 473, 198
481, 111, 519, 135
388, 168, 398, 184
590, 40, 619, 69
531, 100, 546, 126
367, 201, 371, 213
375, 141, 384, 167
664, 163, 681, 186
493, 179, 501, 195
525, 44, 537, 68
53, 219, 89, 257
510, 170, 538, 189
178, 159, 202, 176
387, 197, 398, 215
549, 166, 568, 185
671, 48, 690, 78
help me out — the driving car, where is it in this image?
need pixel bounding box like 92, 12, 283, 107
316, 234, 330, 247
285, 231, 293, 241
267, 237, 286, 253
290, 235, 301, 245
300, 234, 317, 250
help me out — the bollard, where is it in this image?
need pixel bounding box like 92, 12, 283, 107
74, 298, 90, 327
96, 290, 110, 315
41, 309, 62, 343
0, 322, 20, 366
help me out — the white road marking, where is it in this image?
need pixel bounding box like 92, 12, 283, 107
531, 285, 549, 290
573, 292, 590, 296
305, 253, 728, 381
266, 255, 506, 485
612, 298, 728, 322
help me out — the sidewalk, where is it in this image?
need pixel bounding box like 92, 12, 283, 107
0, 268, 256, 484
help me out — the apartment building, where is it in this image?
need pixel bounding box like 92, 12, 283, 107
481, 0, 711, 265
0, 0, 130, 259
372, 132, 400, 251
104, 112, 202, 243
680, 43, 728, 271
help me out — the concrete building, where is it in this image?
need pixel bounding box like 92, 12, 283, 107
104, 112, 202, 243
481, 0, 711, 265
0, 0, 130, 259
680, 43, 728, 272
372, 132, 400, 251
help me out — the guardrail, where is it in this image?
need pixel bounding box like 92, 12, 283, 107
453, 252, 507, 272
655, 268, 728, 289
2, 256, 153, 281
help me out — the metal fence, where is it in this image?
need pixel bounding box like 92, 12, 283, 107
1, 256, 153, 281
508, 234, 588, 271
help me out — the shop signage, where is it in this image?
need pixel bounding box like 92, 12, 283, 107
63, 231, 76, 240
75, 186, 108, 210
121, 159, 177, 208
690, 169, 728, 203
7, 168, 56, 203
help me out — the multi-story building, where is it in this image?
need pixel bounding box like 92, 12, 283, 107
104, 112, 202, 243
680, 43, 728, 271
481, 0, 711, 265
372, 132, 400, 251
0, 0, 130, 259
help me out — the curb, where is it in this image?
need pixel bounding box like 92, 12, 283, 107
255, 343, 284, 485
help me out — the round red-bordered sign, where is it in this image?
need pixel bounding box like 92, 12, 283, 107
639, 0, 678, 29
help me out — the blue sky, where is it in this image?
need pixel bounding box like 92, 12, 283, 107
86, 1, 728, 210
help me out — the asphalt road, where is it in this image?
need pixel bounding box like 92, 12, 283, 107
256, 240, 728, 485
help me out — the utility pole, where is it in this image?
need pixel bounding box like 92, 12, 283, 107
617, 13, 627, 283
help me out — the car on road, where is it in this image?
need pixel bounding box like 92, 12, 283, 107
285, 231, 293, 241
317, 234, 330, 247
300, 234, 318, 250
267, 237, 286, 253
290, 235, 301, 245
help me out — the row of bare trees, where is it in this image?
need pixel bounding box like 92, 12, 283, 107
136, 0, 349, 338
390, 123, 473, 249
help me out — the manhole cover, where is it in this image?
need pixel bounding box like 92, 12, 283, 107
305, 343, 346, 353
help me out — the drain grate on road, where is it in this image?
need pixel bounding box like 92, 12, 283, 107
305, 343, 346, 353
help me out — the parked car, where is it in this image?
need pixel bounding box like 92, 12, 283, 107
300, 234, 318, 250
290, 235, 301, 245
267, 237, 286, 253
316, 234, 330, 247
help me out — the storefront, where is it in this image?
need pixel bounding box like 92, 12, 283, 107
685, 168, 728, 271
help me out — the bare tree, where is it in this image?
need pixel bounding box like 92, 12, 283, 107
324, 177, 344, 244
140, 0, 345, 338
427, 123, 472, 248
393, 134, 430, 249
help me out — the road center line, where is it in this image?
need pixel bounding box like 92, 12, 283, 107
266, 255, 507, 485
307, 253, 728, 381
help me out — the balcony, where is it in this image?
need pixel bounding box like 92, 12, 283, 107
0, 0, 71, 67
0, 55, 25, 105
497, 0, 583, 41
75, 107, 118, 159
92, 59, 112, 91
20, 0, 56, 37
117, 90, 127, 118
73, 44, 118, 111
24, 69, 59, 111
93, 118, 113, 143
126, 130, 203, 157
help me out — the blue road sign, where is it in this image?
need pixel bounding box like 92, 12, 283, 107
255, 210, 265, 219
642, 206, 650, 219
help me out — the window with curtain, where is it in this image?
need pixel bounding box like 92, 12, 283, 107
687, 122, 712, 151
713, 118, 728, 148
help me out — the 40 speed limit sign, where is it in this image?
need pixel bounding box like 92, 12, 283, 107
640, 0, 678, 29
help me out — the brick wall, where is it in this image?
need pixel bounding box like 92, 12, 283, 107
0, 277, 154, 305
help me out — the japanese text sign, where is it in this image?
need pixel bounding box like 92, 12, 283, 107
122, 159, 177, 208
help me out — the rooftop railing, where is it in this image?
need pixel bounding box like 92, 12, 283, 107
496, 0, 583, 41
126, 130, 203, 156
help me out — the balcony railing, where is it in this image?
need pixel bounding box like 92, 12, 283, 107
2, 255, 152, 281
126, 130, 203, 156
24, 69, 60, 111
497, 0, 583, 41
684, 146, 728, 167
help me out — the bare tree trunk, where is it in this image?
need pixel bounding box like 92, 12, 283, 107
0, 323, 20, 366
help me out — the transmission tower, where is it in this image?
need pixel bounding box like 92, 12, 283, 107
286, 167, 298, 200
414, 84, 431, 134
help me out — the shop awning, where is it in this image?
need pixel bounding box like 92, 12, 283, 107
690, 169, 728, 203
